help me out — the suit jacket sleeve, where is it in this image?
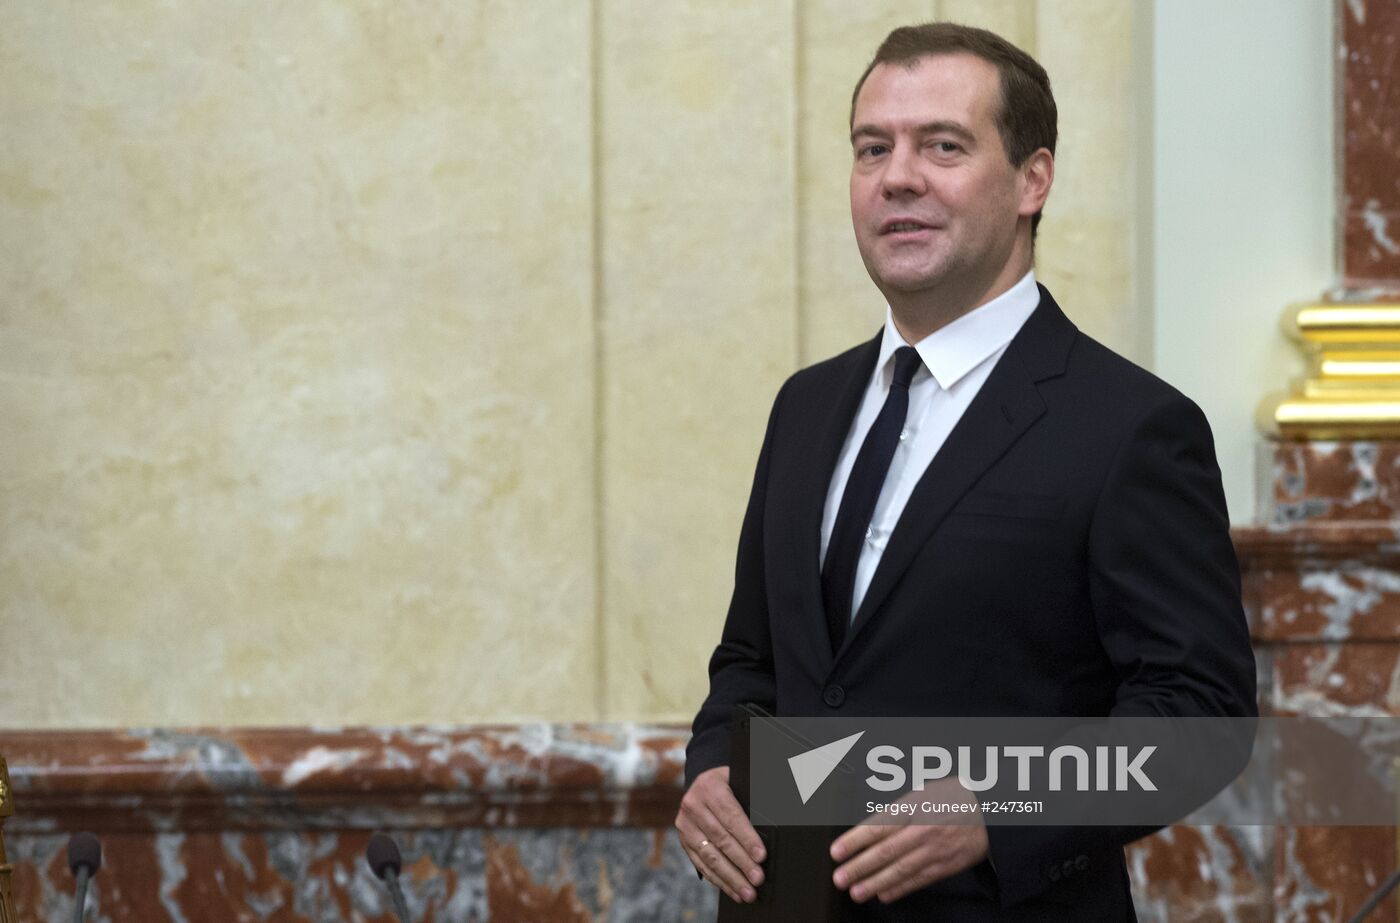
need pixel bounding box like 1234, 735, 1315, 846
684, 380, 789, 789
984, 391, 1258, 906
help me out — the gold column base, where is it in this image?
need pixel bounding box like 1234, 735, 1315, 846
1258, 394, 1400, 440
1258, 303, 1400, 439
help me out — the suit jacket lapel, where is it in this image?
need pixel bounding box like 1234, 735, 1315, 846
836, 288, 1076, 662
795, 333, 881, 668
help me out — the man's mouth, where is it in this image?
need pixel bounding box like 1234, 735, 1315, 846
880, 219, 940, 235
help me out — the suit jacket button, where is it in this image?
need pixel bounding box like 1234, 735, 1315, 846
823, 685, 846, 708
1074, 854, 1089, 871
1045, 864, 1061, 883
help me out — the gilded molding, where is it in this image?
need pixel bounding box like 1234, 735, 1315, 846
1259, 303, 1400, 439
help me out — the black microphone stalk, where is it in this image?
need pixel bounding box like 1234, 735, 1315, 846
66, 832, 101, 923
366, 833, 411, 923
1347, 867, 1400, 923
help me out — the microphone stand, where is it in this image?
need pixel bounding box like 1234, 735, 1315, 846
1347, 868, 1400, 923
383, 866, 411, 923
72, 866, 90, 922
65, 832, 102, 923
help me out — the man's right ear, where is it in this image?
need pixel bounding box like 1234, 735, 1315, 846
1018, 148, 1055, 219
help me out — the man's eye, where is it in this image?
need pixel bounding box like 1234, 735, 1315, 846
933, 141, 961, 154
859, 144, 889, 158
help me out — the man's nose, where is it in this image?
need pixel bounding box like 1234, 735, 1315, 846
881, 147, 926, 197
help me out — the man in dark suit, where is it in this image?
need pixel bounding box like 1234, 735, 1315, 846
676, 22, 1256, 921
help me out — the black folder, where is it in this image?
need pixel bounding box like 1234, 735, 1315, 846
716, 703, 844, 922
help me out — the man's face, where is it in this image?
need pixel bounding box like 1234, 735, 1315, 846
849, 54, 1031, 305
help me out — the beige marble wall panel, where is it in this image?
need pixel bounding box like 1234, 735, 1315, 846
600, 1, 798, 718
0, 3, 597, 726
0, 0, 1147, 729
938, 0, 1037, 46
1032, 0, 1145, 362
798, 1, 936, 365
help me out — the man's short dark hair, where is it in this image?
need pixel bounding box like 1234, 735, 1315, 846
851, 22, 1058, 235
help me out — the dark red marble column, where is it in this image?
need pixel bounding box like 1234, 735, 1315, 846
1242, 439, 1400, 921
1338, 0, 1400, 297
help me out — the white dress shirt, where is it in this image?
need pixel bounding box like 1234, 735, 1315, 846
820, 270, 1041, 621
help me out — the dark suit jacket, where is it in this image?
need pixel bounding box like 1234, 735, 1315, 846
685, 286, 1257, 921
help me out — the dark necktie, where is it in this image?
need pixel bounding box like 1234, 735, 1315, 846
822, 345, 923, 655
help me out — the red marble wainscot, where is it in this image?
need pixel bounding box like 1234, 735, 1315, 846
8, 655, 1391, 923
0, 719, 1277, 923
1338, 0, 1400, 295
1258, 442, 1400, 527
1126, 825, 1271, 923
1269, 641, 1400, 712
1238, 524, 1400, 641
1275, 827, 1397, 923
8, 828, 705, 923
0, 725, 709, 922
1238, 520, 1400, 922
1249, 565, 1400, 643
1268, 636, 1399, 918
0, 724, 688, 833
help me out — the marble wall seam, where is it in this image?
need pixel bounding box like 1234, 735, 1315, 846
936, 0, 1035, 56
793, 0, 807, 373
1031, 0, 1142, 362
597, 1, 800, 719
797, 0, 949, 368
1131, 0, 1155, 367
590, 0, 608, 726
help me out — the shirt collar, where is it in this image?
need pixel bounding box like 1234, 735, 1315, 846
875, 270, 1041, 391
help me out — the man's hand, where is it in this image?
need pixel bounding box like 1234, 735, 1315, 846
830, 796, 989, 905
674, 766, 767, 904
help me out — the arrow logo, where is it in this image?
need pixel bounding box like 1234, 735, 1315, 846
788, 731, 865, 804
